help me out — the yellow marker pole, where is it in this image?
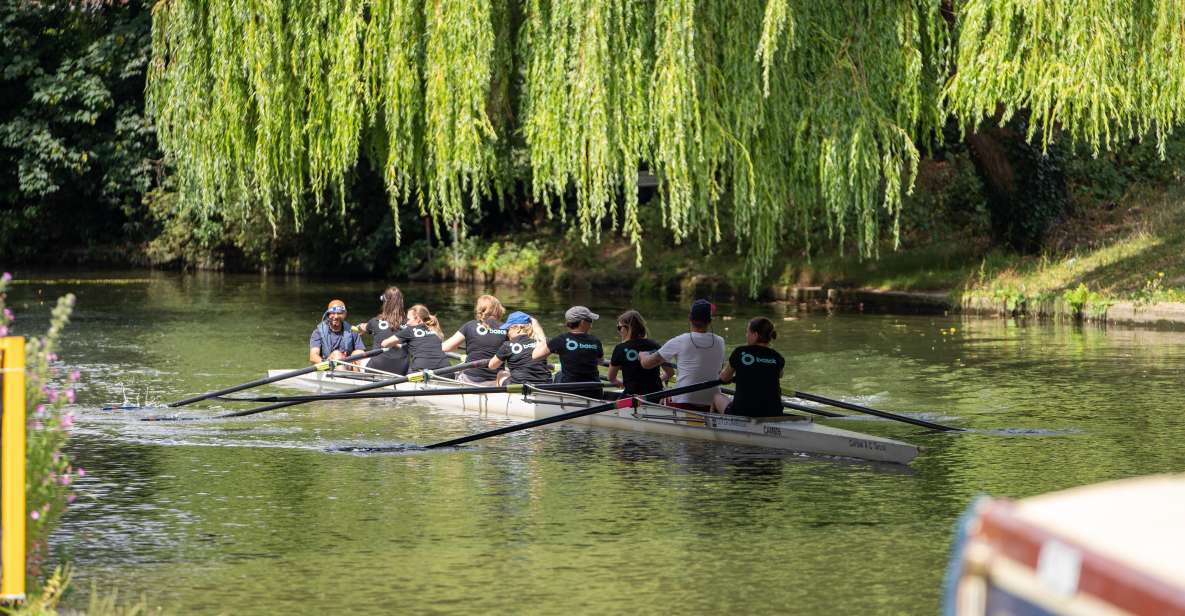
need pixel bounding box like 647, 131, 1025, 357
1, 336, 26, 602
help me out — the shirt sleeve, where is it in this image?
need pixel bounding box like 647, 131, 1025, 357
395, 327, 414, 342
495, 342, 511, 360
547, 335, 563, 353
728, 347, 742, 370
596, 339, 603, 358
309, 327, 322, 349
657, 335, 681, 361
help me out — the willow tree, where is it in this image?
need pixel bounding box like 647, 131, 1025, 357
148, 0, 1185, 291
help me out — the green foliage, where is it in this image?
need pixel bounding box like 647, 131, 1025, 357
1132, 271, 1185, 306
0, 1, 157, 261
0, 274, 80, 582
900, 148, 989, 239
946, 0, 1185, 156
1062, 283, 1112, 319
147, 0, 955, 294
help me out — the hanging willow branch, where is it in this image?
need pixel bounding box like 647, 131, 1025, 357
945, 0, 1185, 156
149, 0, 1185, 294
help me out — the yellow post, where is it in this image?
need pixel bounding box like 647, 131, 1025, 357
1, 336, 26, 602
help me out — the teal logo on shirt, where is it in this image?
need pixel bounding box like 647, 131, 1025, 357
565, 338, 598, 351
476, 324, 507, 336
625, 349, 639, 362
510, 341, 535, 355
741, 352, 778, 366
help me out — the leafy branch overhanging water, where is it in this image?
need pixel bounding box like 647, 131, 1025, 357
148, 0, 1185, 293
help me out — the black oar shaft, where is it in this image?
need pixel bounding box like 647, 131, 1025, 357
214, 360, 487, 419
144, 359, 487, 421
427, 379, 722, 449
241, 381, 602, 403
792, 391, 960, 432
167, 348, 386, 407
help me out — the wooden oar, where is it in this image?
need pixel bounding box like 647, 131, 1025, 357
165, 347, 388, 407
227, 381, 604, 404
425, 379, 723, 449
792, 390, 960, 431
718, 387, 844, 418
143, 359, 487, 421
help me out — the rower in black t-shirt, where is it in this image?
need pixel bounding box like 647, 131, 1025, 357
358, 287, 410, 375
390, 304, 450, 372
713, 317, 786, 417
489, 311, 553, 385
366, 316, 409, 375
534, 306, 603, 398
442, 294, 509, 384
608, 310, 674, 396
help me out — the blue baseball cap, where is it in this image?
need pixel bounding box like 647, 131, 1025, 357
501, 311, 531, 328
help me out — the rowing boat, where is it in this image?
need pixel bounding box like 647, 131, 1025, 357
264, 368, 920, 464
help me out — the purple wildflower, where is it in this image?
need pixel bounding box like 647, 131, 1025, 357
30, 510, 39, 520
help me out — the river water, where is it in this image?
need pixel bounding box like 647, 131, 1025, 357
8, 271, 1185, 614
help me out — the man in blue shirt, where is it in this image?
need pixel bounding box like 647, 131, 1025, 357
309, 299, 366, 367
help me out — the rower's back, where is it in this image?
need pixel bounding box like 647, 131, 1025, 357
657, 330, 725, 407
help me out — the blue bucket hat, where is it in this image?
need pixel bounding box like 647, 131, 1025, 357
501, 311, 532, 329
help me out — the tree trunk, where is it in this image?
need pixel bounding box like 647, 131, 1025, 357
965, 123, 1069, 252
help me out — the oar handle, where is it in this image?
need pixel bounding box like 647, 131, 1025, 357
792, 391, 960, 432
426, 379, 722, 449
167, 347, 387, 407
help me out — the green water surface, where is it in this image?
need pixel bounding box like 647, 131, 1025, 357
8, 271, 1185, 614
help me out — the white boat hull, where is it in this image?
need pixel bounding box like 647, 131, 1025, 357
266, 369, 920, 465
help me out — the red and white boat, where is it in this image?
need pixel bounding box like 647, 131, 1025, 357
946, 474, 1185, 615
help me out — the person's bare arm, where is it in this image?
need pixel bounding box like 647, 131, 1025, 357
381, 335, 403, 348
488, 356, 504, 370
531, 318, 547, 343
639, 351, 665, 369
606, 365, 622, 387
532, 341, 551, 360
309, 348, 322, 364
718, 364, 736, 384
442, 331, 466, 353
660, 364, 675, 383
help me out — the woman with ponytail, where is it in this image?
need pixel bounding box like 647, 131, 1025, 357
359, 287, 409, 375
712, 317, 786, 417
442, 294, 509, 384
387, 304, 450, 371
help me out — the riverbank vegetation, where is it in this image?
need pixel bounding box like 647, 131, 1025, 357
0, 277, 108, 614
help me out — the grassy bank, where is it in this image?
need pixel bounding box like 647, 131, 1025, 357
410, 181, 1185, 322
